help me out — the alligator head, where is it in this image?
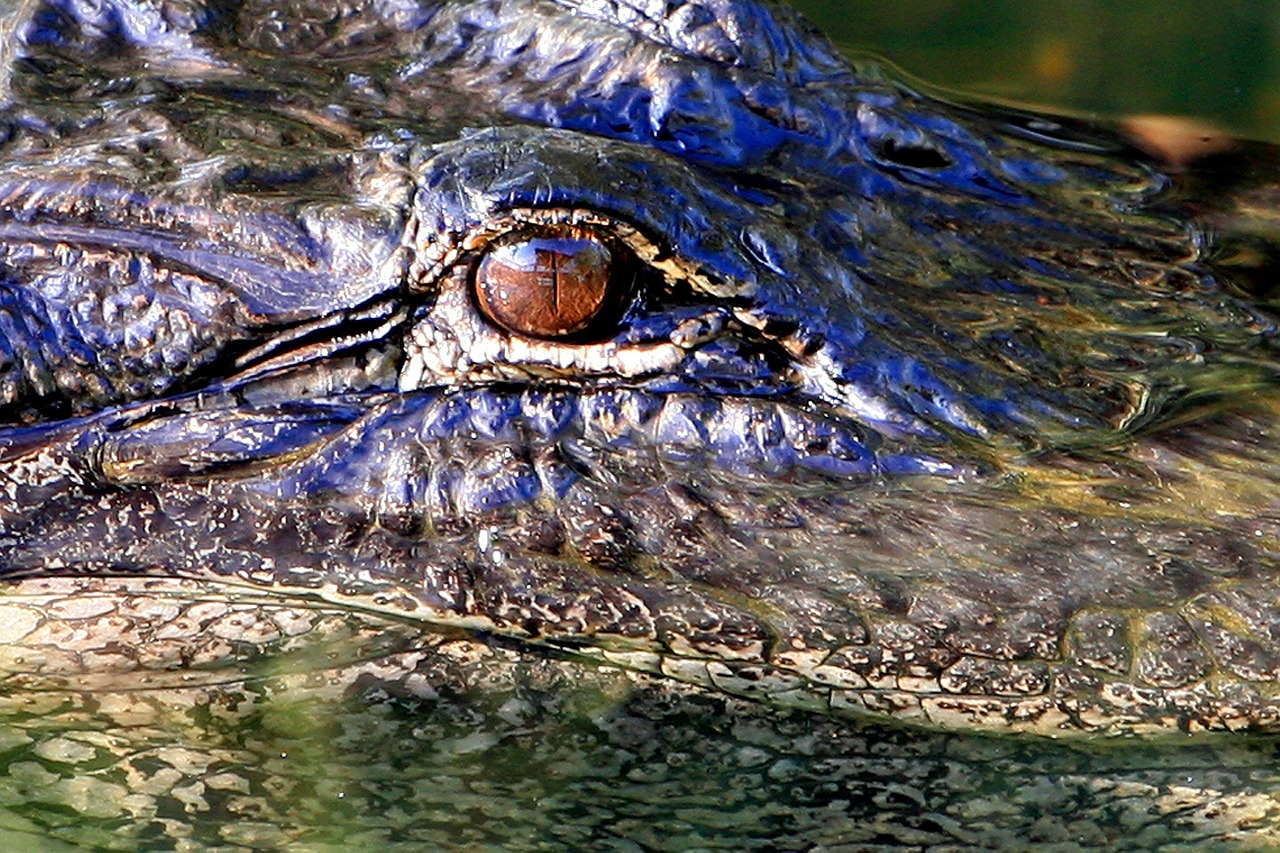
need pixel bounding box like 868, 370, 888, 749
2, 0, 1280, 736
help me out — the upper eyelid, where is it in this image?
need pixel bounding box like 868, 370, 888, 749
409, 206, 733, 298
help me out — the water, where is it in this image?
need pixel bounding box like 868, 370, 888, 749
793, 0, 1280, 143
4, 641, 1280, 850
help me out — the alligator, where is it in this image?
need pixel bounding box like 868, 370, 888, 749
4, 0, 1280, 847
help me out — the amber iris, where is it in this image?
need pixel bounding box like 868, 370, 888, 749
474, 230, 620, 339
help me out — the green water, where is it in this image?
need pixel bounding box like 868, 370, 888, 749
6, 653, 1280, 850
794, 0, 1280, 142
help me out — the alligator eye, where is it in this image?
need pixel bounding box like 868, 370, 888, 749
473, 227, 629, 339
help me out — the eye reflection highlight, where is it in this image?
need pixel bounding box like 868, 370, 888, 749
473, 228, 628, 339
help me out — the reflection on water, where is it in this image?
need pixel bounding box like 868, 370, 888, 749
3, 642, 1280, 850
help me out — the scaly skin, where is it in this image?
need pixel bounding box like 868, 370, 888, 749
3, 0, 1280, 847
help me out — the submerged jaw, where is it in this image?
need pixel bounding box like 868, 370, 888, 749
4, 0, 1280, 742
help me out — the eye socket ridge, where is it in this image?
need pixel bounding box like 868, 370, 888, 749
471, 223, 638, 342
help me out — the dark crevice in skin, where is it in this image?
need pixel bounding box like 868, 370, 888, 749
1, 0, 1280, 752
870, 136, 954, 171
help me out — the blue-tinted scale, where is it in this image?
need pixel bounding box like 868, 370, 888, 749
890, 358, 987, 436
999, 155, 1068, 185
423, 458, 466, 519
795, 452, 874, 479
38, 0, 194, 51
817, 344, 946, 441
285, 387, 952, 518
650, 396, 712, 449
658, 394, 881, 479
518, 390, 580, 439
274, 400, 410, 498
454, 391, 526, 441
519, 67, 791, 170
416, 393, 488, 441
532, 447, 580, 500
107, 403, 361, 481
880, 453, 968, 478
614, 305, 729, 346
850, 110, 1029, 204
683, 339, 785, 393
901, 111, 1036, 203
215, 412, 360, 464
459, 448, 542, 515
23, 5, 77, 47
576, 390, 660, 448
0, 288, 64, 388
891, 345, 1092, 433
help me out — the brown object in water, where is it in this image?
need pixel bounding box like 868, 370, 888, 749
1121, 114, 1238, 170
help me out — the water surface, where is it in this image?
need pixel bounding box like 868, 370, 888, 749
795, 0, 1280, 142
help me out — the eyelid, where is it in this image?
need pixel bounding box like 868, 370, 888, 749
398, 208, 742, 392
410, 207, 707, 299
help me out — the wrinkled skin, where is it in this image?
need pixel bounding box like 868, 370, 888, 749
4, 0, 1280, 847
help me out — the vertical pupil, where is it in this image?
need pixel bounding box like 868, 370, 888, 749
475, 233, 617, 338
507, 239, 604, 294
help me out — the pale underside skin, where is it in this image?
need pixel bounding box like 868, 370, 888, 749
5, 0, 1280, 847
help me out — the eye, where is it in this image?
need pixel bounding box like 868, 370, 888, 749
472, 226, 633, 339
